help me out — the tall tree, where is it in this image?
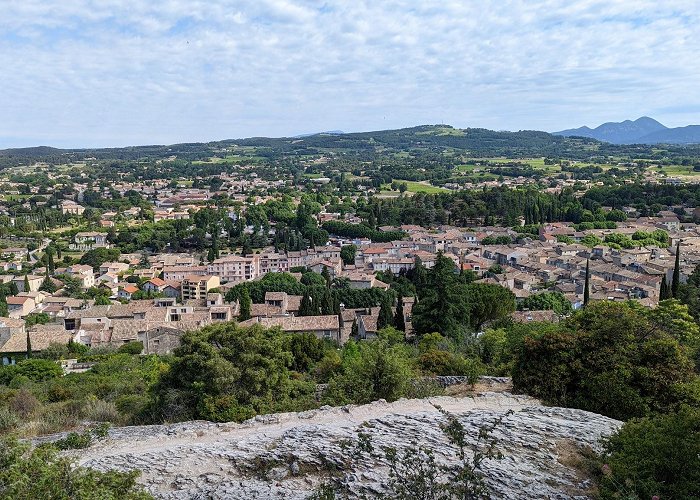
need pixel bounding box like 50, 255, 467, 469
299, 291, 316, 316
26, 330, 32, 358
321, 265, 332, 289
23, 274, 30, 293
660, 275, 670, 301
393, 294, 406, 332
583, 259, 590, 307
377, 296, 394, 330
672, 241, 681, 298
238, 288, 252, 321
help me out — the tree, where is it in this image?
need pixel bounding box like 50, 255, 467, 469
660, 275, 670, 301
39, 274, 57, 293
583, 258, 590, 306
26, 330, 32, 358
466, 283, 516, 330
79, 247, 121, 271
377, 295, 394, 330
340, 244, 357, 266
153, 323, 313, 422
238, 287, 252, 321
518, 291, 572, 315
23, 274, 30, 293
321, 265, 331, 288
394, 295, 406, 332
299, 291, 317, 316
672, 241, 681, 298
325, 339, 412, 405
512, 301, 698, 420
599, 406, 700, 500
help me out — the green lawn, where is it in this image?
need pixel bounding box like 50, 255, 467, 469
382, 181, 450, 194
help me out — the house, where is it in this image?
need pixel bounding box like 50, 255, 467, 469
0, 323, 73, 364
99, 262, 129, 275
66, 264, 95, 289
162, 281, 181, 299
12, 275, 43, 293
71, 232, 109, 250
144, 277, 167, 293
61, 200, 85, 215
118, 284, 139, 300
138, 326, 185, 355
357, 313, 379, 340
5, 296, 36, 318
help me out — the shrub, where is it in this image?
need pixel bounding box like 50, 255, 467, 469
512, 301, 698, 420
118, 341, 144, 355
0, 438, 150, 498
9, 389, 40, 419
0, 359, 63, 385
324, 340, 413, 405
598, 407, 700, 499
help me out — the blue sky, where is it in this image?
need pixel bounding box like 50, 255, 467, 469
1, 0, 699, 148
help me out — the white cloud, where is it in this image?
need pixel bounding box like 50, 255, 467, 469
0, 0, 699, 147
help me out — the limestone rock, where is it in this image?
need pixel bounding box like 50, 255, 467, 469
73, 390, 620, 499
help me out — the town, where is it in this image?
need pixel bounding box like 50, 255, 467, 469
2, 127, 700, 363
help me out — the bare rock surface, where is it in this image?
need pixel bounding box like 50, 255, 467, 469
74, 390, 621, 499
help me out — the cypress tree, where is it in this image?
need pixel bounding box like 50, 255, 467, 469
321, 265, 332, 288
377, 296, 393, 330
672, 241, 681, 298
23, 274, 30, 293
299, 292, 315, 316
238, 288, 252, 321
583, 259, 590, 307
321, 289, 334, 315
660, 275, 670, 301
393, 294, 406, 332
26, 330, 32, 358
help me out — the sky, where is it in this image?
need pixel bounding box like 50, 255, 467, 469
1, 0, 699, 148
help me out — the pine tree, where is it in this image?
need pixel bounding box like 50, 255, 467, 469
377, 296, 393, 330
660, 275, 670, 301
672, 241, 681, 298
238, 288, 252, 321
393, 294, 406, 332
583, 259, 590, 307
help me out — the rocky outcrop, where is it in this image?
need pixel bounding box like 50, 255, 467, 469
73, 388, 620, 499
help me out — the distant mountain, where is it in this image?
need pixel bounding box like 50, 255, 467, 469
554, 117, 700, 144
636, 125, 700, 144
293, 130, 344, 138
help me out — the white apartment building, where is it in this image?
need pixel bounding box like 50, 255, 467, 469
208, 255, 259, 283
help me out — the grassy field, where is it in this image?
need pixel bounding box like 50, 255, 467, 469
382, 180, 450, 194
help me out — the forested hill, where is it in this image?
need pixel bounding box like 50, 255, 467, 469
2, 124, 700, 169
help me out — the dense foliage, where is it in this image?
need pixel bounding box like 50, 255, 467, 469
512, 300, 700, 420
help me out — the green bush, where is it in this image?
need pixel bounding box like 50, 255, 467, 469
512, 301, 698, 420
118, 341, 144, 355
598, 407, 700, 499
0, 359, 63, 385
324, 340, 413, 405
0, 437, 151, 498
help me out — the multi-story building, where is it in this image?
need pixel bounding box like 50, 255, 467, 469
181, 275, 220, 301
208, 255, 259, 283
